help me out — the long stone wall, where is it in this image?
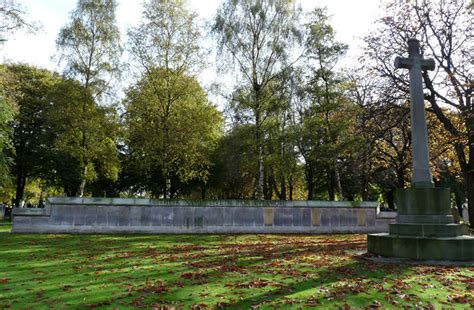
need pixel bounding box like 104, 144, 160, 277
12, 197, 395, 234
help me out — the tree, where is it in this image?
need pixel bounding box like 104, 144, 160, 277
0, 0, 38, 44
128, 0, 201, 75
47, 78, 120, 197
0, 65, 16, 193
346, 69, 397, 201
0, 64, 119, 199
124, 69, 222, 198
0, 0, 39, 199
212, 0, 302, 199
205, 124, 257, 199
260, 72, 301, 200
294, 8, 355, 200
1, 64, 60, 207
364, 0, 474, 224
127, 0, 204, 198
56, 0, 122, 196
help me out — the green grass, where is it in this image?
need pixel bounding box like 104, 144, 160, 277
0, 221, 473, 309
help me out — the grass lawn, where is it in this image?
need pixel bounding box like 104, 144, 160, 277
0, 221, 473, 309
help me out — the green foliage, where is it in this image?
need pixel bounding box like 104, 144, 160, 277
293, 8, 356, 200
124, 68, 222, 198
128, 0, 201, 74
213, 0, 303, 199
1, 0, 470, 204
48, 78, 120, 196
0, 65, 16, 189
0, 64, 119, 201
56, 0, 121, 196
305, 8, 347, 67
126, 0, 214, 198
213, 0, 302, 78
206, 124, 257, 199
1, 64, 62, 206
56, 0, 122, 97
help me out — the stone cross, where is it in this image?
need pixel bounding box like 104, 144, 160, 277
394, 38, 435, 188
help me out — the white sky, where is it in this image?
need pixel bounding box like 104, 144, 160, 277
0, 0, 385, 104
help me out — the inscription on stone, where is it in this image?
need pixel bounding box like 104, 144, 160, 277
357, 209, 366, 226
264, 208, 274, 226
311, 209, 321, 226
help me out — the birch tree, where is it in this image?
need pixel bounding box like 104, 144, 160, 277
127, 0, 203, 198
56, 0, 122, 196
212, 0, 302, 199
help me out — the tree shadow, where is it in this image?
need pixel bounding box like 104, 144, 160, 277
227, 258, 411, 308
0, 232, 428, 308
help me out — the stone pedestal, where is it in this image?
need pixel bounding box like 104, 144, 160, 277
368, 188, 474, 261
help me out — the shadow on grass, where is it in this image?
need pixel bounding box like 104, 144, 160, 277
226, 259, 410, 308
0, 231, 428, 308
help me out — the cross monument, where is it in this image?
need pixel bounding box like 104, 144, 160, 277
367, 38, 474, 262
394, 38, 435, 188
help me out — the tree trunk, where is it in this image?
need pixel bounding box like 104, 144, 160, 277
467, 110, 474, 227
264, 168, 273, 200
306, 164, 314, 200
396, 167, 406, 189
327, 169, 335, 201
15, 172, 26, 208
280, 177, 287, 200
201, 186, 206, 199
386, 189, 395, 210
38, 190, 45, 208
79, 164, 87, 197
255, 108, 264, 200
289, 176, 294, 201
64, 185, 78, 197
279, 140, 287, 200
269, 172, 280, 200
162, 131, 171, 199
334, 158, 344, 200
361, 149, 370, 200
169, 181, 178, 199
361, 175, 369, 201
453, 188, 463, 219
467, 170, 474, 227
165, 175, 171, 199
257, 143, 265, 200
79, 80, 89, 198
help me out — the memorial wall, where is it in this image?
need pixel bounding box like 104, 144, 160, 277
12, 197, 395, 234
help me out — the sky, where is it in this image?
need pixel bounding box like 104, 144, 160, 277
0, 0, 385, 103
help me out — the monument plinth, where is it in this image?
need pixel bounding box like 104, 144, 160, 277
368, 39, 474, 261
